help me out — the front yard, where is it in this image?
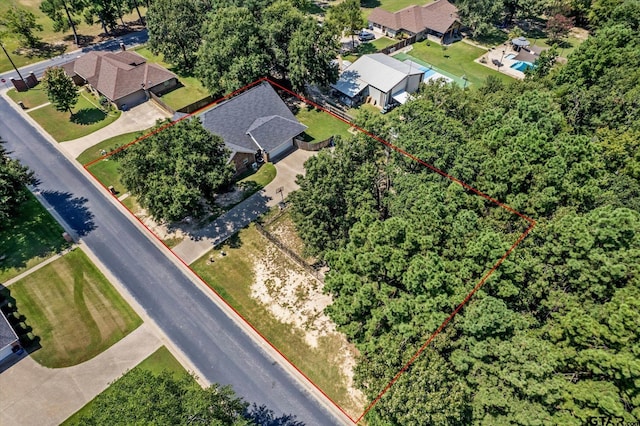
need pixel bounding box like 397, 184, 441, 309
1, 248, 142, 367
28, 89, 121, 142
0, 190, 70, 282
191, 222, 364, 418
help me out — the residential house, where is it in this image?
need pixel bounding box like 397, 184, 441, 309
332, 53, 424, 107
368, 0, 461, 44
62, 50, 178, 109
199, 82, 307, 174
0, 310, 20, 363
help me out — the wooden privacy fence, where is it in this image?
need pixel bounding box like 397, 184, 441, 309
378, 35, 417, 55
294, 136, 333, 151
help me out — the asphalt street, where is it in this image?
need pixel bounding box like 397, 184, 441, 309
0, 29, 149, 82
0, 95, 344, 424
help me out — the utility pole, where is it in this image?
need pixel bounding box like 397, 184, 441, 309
0, 41, 26, 84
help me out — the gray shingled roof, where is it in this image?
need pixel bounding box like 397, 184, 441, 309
199, 82, 307, 156
0, 311, 19, 354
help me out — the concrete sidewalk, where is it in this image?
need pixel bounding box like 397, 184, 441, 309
172, 148, 316, 264
60, 101, 170, 159
0, 323, 162, 426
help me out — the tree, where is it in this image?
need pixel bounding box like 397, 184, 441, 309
146, 0, 209, 72
79, 369, 251, 425
0, 137, 34, 228
41, 67, 79, 116
40, 0, 82, 46
326, 0, 364, 49
119, 118, 234, 222
0, 7, 43, 48
196, 6, 268, 95
546, 13, 574, 44
456, 0, 504, 38
526, 45, 558, 78
287, 18, 339, 92
82, 0, 119, 35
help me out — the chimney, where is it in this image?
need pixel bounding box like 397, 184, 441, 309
120, 42, 125, 51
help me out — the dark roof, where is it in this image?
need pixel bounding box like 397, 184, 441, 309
0, 311, 19, 352
62, 51, 177, 102
368, 0, 459, 35
199, 82, 307, 156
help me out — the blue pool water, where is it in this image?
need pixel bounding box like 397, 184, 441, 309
511, 61, 535, 72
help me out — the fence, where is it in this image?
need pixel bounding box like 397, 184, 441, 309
378, 35, 417, 55
149, 92, 176, 115
256, 210, 323, 282
294, 136, 333, 151
178, 96, 215, 114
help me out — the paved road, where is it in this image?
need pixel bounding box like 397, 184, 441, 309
0, 96, 345, 424
0, 29, 149, 82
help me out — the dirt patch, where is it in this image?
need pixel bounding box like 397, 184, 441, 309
250, 244, 366, 409
570, 27, 589, 40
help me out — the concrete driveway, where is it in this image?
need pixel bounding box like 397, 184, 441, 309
172, 148, 317, 264
60, 101, 171, 160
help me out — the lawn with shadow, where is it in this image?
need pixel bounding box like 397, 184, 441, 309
28, 91, 120, 142
0, 189, 70, 282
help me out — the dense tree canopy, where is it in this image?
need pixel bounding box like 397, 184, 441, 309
78, 369, 251, 425
0, 138, 34, 228
119, 118, 234, 222
290, 9, 640, 424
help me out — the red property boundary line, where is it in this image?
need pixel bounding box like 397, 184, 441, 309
83, 77, 536, 424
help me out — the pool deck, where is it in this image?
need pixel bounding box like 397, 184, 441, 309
475, 44, 526, 79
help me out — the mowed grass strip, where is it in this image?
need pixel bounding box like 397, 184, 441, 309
295, 104, 351, 142
191, 225, 361, 417
28, 91, 121, 142
6, 87, 50, 109
0, 189, 69, 282
62, 346, 189, 425
77, 130, 144, 164
5, 248, 142, 367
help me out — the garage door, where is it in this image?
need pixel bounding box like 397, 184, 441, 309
268, 139, 294, 161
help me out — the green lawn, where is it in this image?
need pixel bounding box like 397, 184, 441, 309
62, 346, 188, 425
344, 36, 399, 62
238, 163, 277, 189
396, 40, 514, 87
77, 130, 145, 164
362, 0, 434, 18
86, 159, 126, 196
28, 90, 121, 142
1, 248, 142, 368
6, 87, 50, 109
132, 47, 210, 111
191, 224, 362, 418
0, 190, 70, 282
295, 104, 352, 142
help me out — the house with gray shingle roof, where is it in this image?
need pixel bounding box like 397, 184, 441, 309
61, 50, 178, 110
368, 0, 461, 44
199, 82, 307, 174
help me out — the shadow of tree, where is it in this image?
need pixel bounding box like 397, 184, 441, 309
71, 108, 107, 125
21, 42, 67, 59
0, 286, 42, 373
246, 404, 305, 426
62, 34, 96, 47
39, 190, 96, 237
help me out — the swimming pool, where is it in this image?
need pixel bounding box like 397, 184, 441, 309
511, 61, 535, 72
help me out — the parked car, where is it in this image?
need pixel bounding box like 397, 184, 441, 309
358, 31, 375, 41
381, 100, 399, 114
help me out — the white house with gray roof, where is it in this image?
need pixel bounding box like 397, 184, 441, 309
332, 53, 424, 108
199, 82, 307, 174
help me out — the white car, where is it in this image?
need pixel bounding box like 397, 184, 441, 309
358, 31, 375, 42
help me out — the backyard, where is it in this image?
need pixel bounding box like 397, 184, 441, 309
1, 248, 142, 367
295, 104, 352, 142
27, 89, 121, 142
343, 36, 398, 62
132, 47, 210, 111
361, 0, 435, 18
191, 223, 364, 418
0, 190, 69, 282
395, 40, 514, 87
